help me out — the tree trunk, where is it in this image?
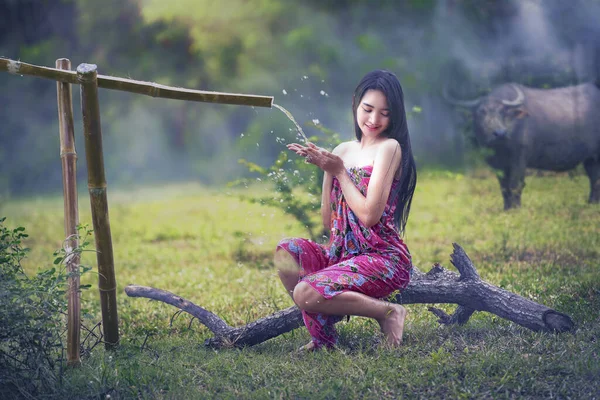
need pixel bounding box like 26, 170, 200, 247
124, 244, 575, 348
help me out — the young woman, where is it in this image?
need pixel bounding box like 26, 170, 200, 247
275, 70, 417, 351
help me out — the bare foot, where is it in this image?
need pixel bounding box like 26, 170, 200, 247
377, 304, 407, 347
296, 341, 318, 353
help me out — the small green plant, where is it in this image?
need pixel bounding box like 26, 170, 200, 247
232, 123, 342, 241
0, 217, 93, 398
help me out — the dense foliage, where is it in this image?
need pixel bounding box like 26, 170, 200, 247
0, 218, 92, 399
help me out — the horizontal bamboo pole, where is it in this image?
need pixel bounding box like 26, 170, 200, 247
0, 57, 273, 108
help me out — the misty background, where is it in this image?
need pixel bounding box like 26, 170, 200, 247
1, 0, 599, 197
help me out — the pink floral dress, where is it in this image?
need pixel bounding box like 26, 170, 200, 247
277, 165, 412, 348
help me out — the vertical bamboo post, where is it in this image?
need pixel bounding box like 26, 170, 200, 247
56, 58, 81, 365
77, 63, 119, 348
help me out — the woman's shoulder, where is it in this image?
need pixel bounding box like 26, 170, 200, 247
375, 139, 402, 177
376, 138, 402, 157
378, 138, 401, 150
332, 140, 359, 155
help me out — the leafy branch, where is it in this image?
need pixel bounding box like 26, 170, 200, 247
231, 123, 342, 241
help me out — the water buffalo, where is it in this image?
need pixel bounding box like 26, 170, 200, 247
445, 82, 600, 209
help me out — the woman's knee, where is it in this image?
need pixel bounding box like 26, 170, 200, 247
274, 248, 298, 272
293, 282, 324, 311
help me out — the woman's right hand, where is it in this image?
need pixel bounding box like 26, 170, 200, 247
286, 143, 309, 158
287, 142, 345, 176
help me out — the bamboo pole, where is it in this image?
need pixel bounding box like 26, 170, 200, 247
77, 63, 119, 349
56, 58, 81, 365
0, 57, 273, 108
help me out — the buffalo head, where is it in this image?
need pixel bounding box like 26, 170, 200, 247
444, 84, 529, 146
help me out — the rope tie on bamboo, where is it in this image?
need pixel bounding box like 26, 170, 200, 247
98, 286, 117, 292
7, 60, 21, 74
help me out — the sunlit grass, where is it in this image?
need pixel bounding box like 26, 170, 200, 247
1, 171, 598, 399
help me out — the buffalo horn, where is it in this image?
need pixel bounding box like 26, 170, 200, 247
501, 84, 525, 106
441, 85, 481, 108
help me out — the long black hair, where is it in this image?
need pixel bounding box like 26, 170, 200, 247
352, 70, 417, 236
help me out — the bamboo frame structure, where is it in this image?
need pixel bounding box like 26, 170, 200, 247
0, 56, 276, 352
0, 57, 273, 108
56, 58, 81, 365
77, 63, 119, 349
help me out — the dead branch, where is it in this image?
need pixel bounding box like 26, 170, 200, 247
124, 244, 575, 348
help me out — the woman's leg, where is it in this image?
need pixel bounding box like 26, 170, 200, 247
275, 238, 333, 350
293, 282, 407, 346
300, 311, 342, 350
275, 248, 339, 349
274, 238, 329, 301
274, 248, 301, 299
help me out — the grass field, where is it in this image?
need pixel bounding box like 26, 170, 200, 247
1, 170, 599, 399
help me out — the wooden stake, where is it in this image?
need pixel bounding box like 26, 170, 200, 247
77, 63, 119, 349
56, 58, 81, 365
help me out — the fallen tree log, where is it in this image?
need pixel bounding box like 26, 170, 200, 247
124, 244, 575, 348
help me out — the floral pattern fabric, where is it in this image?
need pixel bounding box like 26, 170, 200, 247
277, 165, 412, 348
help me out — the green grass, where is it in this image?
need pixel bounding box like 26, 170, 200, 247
1, 171, 599, 399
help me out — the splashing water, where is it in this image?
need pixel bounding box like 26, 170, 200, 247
273, 103, 309, 143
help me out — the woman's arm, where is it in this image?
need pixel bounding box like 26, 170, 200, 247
321, 171, 333, 233
320, 143, 348, 232
334, 139, 401, 228
287, 140, 399, 228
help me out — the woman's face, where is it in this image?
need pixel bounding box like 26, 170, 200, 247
356, 89, 390, 139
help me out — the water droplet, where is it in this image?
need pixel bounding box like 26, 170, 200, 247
282, 89, 287, 95
320, 90, 326, 96
240, 133, 244, 137
312, 119, 320, 125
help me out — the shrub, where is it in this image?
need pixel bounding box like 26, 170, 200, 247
0, 217, 92, 398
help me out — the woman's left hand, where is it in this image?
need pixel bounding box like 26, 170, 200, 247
286, 142, 345, 176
